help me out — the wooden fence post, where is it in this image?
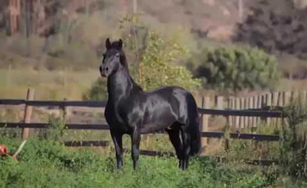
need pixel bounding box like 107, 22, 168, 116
238, 98, 243, 128
252, 96, 258, 128
244, 98, 249, 128
272, 92, 279, 126
257, 95, 262, 124
216, 96, 224, 110
235, 98, 240, 128
248, 97, 253, 129
261, 94, 266, 123
265, 93, 272, 125
228, 97, 234, 127
22, 89, 35, 140
201, 96, 210, 154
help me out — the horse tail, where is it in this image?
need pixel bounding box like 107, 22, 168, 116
187, 95, 202, 156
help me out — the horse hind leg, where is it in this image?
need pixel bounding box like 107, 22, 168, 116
166, 127, 184, 169
181, 127, 191, 170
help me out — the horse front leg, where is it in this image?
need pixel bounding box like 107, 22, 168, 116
130, 128, 141, 170
110, 131, 123, 169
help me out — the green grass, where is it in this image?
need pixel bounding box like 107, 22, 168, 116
0, 137, 306, 188
213, 123, 282, 161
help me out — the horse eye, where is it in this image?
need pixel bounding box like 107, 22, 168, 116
116, 53, 120, 57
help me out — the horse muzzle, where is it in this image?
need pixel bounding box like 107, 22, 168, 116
100, 66, 107, 77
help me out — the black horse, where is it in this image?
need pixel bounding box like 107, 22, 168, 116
100, 38, 201, 170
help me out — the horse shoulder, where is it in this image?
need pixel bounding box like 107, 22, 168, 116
105, 102, 114, 124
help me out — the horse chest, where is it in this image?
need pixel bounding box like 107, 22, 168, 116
105, 104, 130, 133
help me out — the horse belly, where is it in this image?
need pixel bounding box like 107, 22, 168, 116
140, 114, 176, 134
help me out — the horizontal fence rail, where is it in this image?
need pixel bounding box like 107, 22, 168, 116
201, 132, 280, 141
198, 108, 283, 117
0, 99, 107, 107
0, 122, 109, 130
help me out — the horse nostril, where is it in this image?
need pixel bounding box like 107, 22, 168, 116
99, 66, 102, 72
106, 67, 109, 72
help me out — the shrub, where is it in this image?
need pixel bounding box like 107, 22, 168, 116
82, 78, 108, 101
281, 95, 307, 179
137, 31, 201, 91
38, 115, 66, 141
193, 45, 280, 92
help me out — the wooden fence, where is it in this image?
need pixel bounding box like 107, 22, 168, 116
206, 90, 304, 129
0, 89, 290, 165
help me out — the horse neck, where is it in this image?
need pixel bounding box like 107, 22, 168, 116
120, 52, 129, 73
107, 66, 140, 101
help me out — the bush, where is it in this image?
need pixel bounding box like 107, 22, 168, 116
137, 31, 201, 91
38, 116, 66, 141
82, 78, 108, 101
281, 95, 307, 179
193, 45, 280, 92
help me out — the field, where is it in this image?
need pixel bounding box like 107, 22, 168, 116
1, 137, 306, 188
1, 68, 307, 101
0, 69, 98, 100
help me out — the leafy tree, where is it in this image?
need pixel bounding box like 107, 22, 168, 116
137, 31, 201, 91
193, 45, 280, 92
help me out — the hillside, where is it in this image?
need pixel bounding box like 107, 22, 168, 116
119, 0, 252, 41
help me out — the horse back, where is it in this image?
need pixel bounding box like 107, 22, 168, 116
139, 86, 195, 132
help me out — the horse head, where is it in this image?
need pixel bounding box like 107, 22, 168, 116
100, 38, 129, 77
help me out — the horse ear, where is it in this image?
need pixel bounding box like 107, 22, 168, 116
118, 39, 123, 49
106, 38, 111, 49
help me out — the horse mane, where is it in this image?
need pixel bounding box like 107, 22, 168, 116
110, 41, 129, 73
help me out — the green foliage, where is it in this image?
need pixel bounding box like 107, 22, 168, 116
82, 78, 108, 101
281, 96, 307, 179
137, 31, 201, 91
1, 137, 305, 188
38, 116, 66, 141
119, 14, 202, 91
193, 45, 280, 92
